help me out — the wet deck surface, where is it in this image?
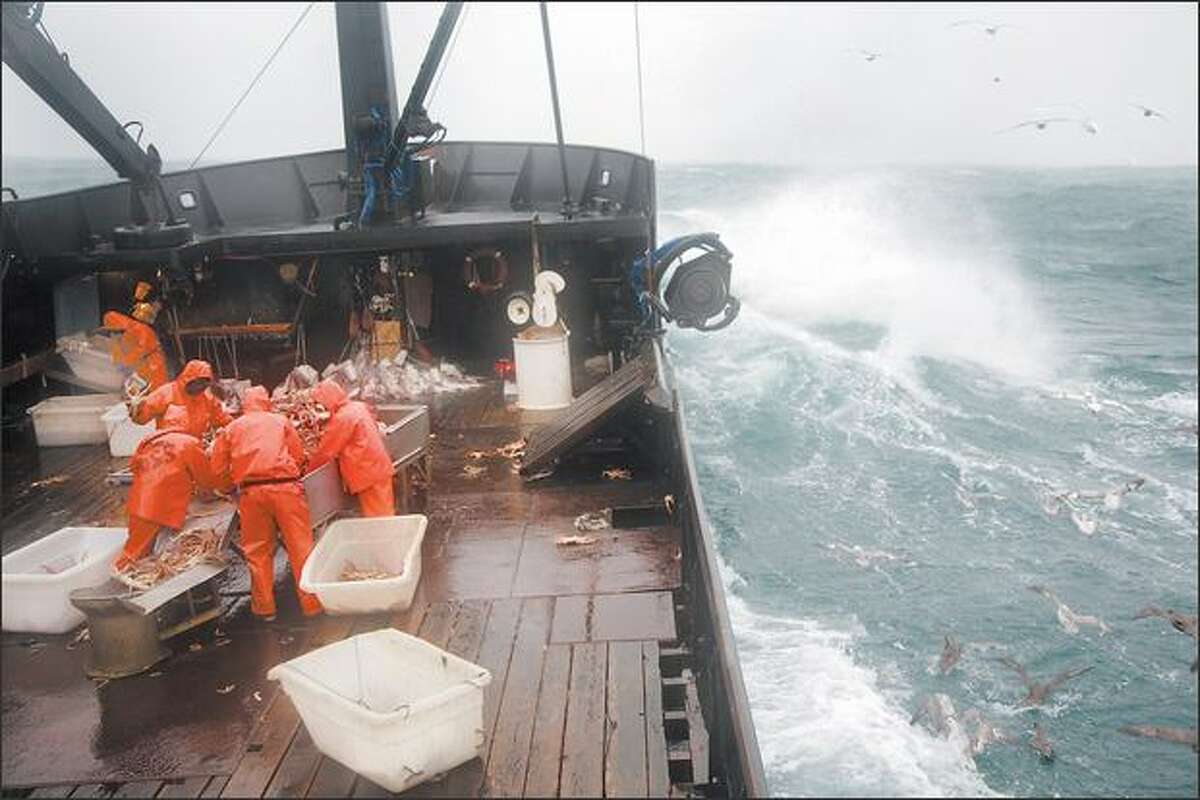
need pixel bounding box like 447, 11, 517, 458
1, 381, 686, 797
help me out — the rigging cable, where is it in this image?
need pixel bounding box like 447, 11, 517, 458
634, 2, 646, 155
188, 2, 316, 169
427, 3, 469, 113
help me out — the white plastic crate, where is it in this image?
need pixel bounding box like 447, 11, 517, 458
299, 515, 426, 615
28, 394, 121, 447
58, 338, 128, 392
101, 402, 156, 457
268, 629, 491, 793
1, 527, 126, 634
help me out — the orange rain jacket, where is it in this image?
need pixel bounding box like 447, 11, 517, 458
210, 386, 306, 488
131, 359, 232, 438
309, 379, 392, 494
127, 406, 218, 529
103, 310, 169, 390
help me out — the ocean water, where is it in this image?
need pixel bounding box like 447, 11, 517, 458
4, 157, 1196, 796
659, 164, 1198, 797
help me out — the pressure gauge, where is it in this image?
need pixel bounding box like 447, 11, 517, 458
505, 291, 534, 328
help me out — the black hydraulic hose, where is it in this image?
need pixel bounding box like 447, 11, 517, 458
539, 2, 572, 218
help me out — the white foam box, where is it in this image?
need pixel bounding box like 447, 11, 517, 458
299, 515, 426, 615
28, 393, 121, 447
101, 402, 156, 457
268, 628, 491, 794
1, 527, 126, 634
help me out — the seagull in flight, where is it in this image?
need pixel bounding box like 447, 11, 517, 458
992, 657, 1093, 708
1130, 103, 1169, 121
996, 117, 1098, 135
949, 19, 1018, 37
846, 48, 883, 62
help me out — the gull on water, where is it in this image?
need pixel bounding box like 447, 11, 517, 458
1030, 723, 1055, 762
1119, 725, 1199, 752
993, 656, 1094, 708
938, 635, 964, 674
1129, 103, 1169, 121
1133, 606, 1198, 671
1029, 585, 1111, 635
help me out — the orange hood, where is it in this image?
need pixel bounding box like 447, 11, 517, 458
312, 379, 348, 413
178, 360, 214, 385
242, 386, 272, 413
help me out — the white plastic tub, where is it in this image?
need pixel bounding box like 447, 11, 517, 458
28, 393, 121, 447
1, 527, 126, 634
58, 337, 128, 392
101, 402, 156, 457
268, 629, 491, 794
513, 330, 573, 410
299, 515, 426, 615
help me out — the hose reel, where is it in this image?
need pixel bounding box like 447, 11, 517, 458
639, 233, 740, 332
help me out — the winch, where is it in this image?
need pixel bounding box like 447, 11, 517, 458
631, 232, 741, 332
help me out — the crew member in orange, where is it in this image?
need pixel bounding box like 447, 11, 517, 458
102, 283, 169, 390
130, 359, 231, 438
309, 378, 395, 517
211, 386, 322, 620
116, 405, 219, 571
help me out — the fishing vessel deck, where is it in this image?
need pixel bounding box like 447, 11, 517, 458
1, 379, 699, 798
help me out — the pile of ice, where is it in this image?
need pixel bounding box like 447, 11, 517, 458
273, 351, 479, 403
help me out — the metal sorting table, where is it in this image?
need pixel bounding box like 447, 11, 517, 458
68, 500, 237, 679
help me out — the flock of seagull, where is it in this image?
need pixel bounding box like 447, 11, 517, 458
915, 597, 1197, 764
845, 18, 1171, 138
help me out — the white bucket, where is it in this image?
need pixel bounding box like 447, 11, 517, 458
299, 515, 426, 615
512, 331, 572, 411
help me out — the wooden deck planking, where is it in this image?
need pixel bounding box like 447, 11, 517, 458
551, 592, 676, 644
559, 642, 607, 798
109, 781, 165, 798
24, 786, 74, 798
642, 642, 671, 798
606, 641, 649, 798
481, 598, 553, 796
521, 644, 572, 797
220, 690, 301, 799
155, 776, 213, 798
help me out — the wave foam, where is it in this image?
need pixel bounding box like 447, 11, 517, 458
724, 582, 999, 797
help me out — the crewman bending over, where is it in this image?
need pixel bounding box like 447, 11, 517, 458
102, 291, 169, 391
116, 406, 219, 571
131, 359, 232, 439
309, 378, 395, 517
211, 386, 322, 620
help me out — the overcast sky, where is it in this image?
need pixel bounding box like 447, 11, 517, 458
2, 2, 1196, 168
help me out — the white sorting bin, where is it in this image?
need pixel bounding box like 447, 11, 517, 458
268, 629, 492, 794
1, 527, 126, 634
101, 402, 156, 457
28, 393, 121, 447
299, 515, 426, 615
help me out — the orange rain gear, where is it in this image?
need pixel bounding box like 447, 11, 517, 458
211, 386, 321, 617
130, 359, 232, 438
117, 406, 217, 570
309, 379, 394, 515
103, 310, 169, 390
356, 479, 396, 518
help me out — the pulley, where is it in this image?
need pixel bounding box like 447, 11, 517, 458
639, 233, 740, 332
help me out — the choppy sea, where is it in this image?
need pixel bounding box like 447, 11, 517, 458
660, 164, 1198, 797
4, 157, 1197, 797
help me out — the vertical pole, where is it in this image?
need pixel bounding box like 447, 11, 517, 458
539, 2, 572, 218
634, 2, 646, 155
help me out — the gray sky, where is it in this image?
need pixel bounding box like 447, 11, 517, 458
2, 2, 1196, 167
